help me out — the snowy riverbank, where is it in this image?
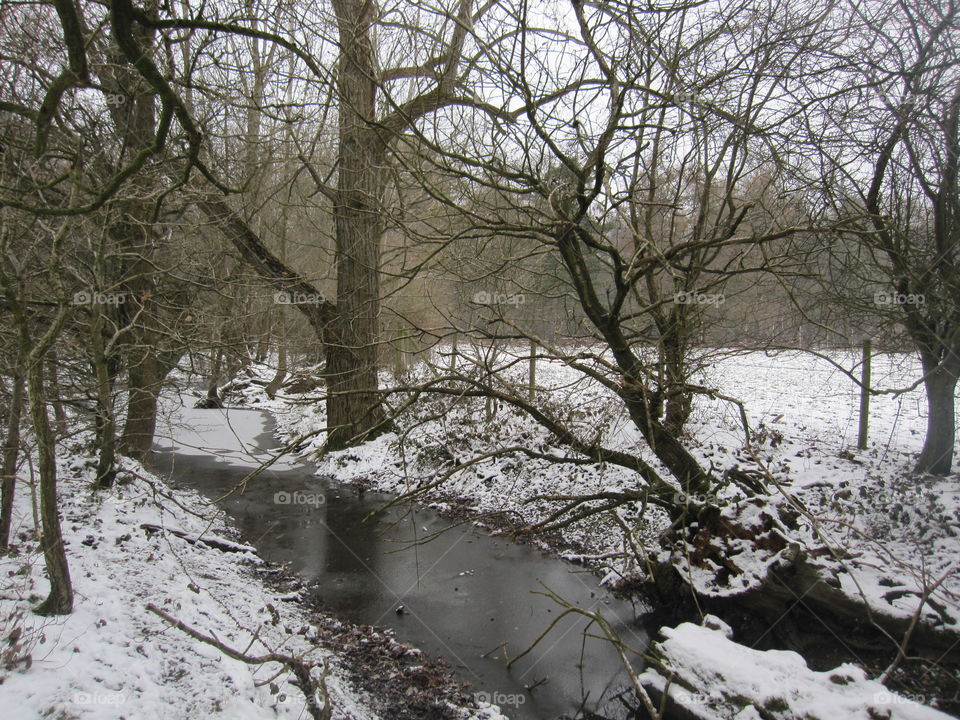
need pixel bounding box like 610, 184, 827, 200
226, 347, 960, 716
0, 400, 506, 720
244, 349, 960, 623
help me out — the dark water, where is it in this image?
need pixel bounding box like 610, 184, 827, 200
152, 409, 650, 720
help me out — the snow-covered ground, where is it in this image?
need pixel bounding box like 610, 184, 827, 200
0, 397, 503, 720
4, 347, 954, 720
226, 346, 959, 716
246, 349, 959, 623
640, 615, 950, 719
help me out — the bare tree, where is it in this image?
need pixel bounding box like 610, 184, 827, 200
84, 0, 500, 450
0, 346, 25, 550
797, 0, 960, 474
379, 0, 832, 515
0, 215, 74, 615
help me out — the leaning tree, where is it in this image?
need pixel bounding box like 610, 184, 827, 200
379, 0, 834, 518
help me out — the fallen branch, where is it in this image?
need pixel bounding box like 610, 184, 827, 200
516, 583, 661, 719
146, 603, 331, 720
880, 565, 956, 683
139, 523, 256, 554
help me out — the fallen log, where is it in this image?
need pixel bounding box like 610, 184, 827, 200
646, 499, 960, 662
139, 523, 257, 554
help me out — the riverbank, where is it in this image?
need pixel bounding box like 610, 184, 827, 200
225, 347, 960, 716
0, 421, 505, 720
151, 395, 647, 720
238, 350, 960, 613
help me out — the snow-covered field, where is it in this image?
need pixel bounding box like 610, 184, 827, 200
681, 352, 960, 629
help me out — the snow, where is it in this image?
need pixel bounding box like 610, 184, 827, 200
155, 392, 301, 471
639, 616, 953, 719
688, 352, 960, 630
0, 444, 382, 720
4, 348, 946, 719
227, 347, 958, 716
0, 398, 504, 720
248, 349, 959, 631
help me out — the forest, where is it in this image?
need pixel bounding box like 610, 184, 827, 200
0, 0, 959, 718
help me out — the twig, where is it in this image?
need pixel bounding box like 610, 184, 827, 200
880, 565, 956, 683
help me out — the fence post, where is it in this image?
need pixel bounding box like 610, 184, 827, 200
857, 338, 872, 450
528, 339, 537, 401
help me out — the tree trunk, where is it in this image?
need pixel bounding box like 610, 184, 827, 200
28, 350, 73, 615
196, 349, 225, 409
104, 7, 178, 465
915, 358, 958, 475
324, 302, 387, 449
663, 388, 693, 436
0, 362, 25, 550
94, 399, 118, 488
643, 411, 712, 497
326, 0, 389, 450
265, 345, 287, 398
90, 318, 119, 489
660, 316, 693, 435
556, 232, 713, 499
47, 351, 69, 437
208, 349, 223, 395
119, 353, 165, 461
